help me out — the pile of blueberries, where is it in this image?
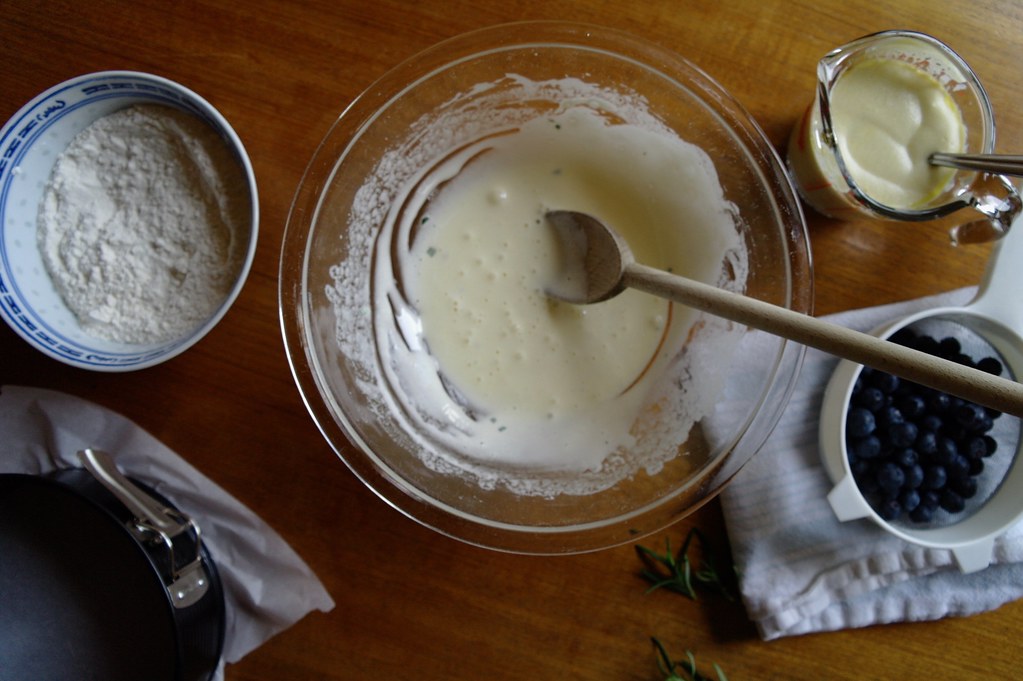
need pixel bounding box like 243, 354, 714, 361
844, 328, 1005, 524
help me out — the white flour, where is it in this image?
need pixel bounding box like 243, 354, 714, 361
37, 104, 248, 344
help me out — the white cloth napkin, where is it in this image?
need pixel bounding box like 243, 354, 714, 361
719, 288, 1023, 640
0, 385, 335, 679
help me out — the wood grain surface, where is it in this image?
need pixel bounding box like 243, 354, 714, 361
3, 1, 1022, 678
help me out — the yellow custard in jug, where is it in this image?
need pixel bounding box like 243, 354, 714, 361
829, 57, 965, 208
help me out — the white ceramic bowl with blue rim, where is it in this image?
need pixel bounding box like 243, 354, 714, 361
0, 71, 258, 371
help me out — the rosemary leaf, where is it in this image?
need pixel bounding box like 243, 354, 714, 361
635, 528, 735, 601
650, 637, 728, 681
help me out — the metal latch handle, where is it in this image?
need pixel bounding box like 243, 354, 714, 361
77, 448, 209, 609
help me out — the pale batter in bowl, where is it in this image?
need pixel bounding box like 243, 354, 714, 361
282, 22, 811, 552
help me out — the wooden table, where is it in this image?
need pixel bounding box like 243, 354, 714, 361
3, 1, 1022, 678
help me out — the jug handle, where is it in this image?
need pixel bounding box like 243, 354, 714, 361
967, 196, 1023, 333
951, 173, 1022, 245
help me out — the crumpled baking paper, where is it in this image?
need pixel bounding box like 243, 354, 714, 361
0, 384, 335, 679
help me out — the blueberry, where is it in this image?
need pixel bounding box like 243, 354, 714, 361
928, 392, 951, 414
904, 463, 924, 489
893, 380, 917, 398
955, 403, 988, 431
934, 437, 958, 465
977, 356, 1004, 376
952, 353, 976, 369
857, 472, 881, 496
947, 454, 970, 481
890, 328, 918, 346
951, 476, 978, 500
943, 424, 969, 445
846, 408, 876, 438
853, 473, 872, 491
893, 448, 918, 468
923, 465, 947, 490
910, 502, 935, 524
877, 406, 904, 429
878, 498, 903, 521
919, 414, 943, 434
969, 457, 985, 476
851, 458, 875, 479
939, 489, 966, 514
876, 462, 905, 495
982, 435, 998, 457
938, 337, 962, 358
871, 372, 900, 394
915, 430, 939, 457
851, 435, 882, 460
899, 489, 921, 513
855, 368, 875, 396
897, 394, 926, 419
963, 436, 988, 459
913, 335, 941, 356
888, 421, 918, 448
912, 491, 940, 523
855, 386, 886, 412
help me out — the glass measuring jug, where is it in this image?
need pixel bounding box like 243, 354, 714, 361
787, 30, 1021, 244
820, 213, 1023, 573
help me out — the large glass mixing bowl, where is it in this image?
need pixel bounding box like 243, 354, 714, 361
280, 22, 812, 553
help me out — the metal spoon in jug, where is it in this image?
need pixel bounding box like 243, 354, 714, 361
930, 152, 1023, 178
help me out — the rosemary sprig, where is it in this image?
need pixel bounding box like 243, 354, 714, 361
652, 637, 728, 681
635, 528, 735, 601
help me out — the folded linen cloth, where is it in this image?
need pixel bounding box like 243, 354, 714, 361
0, 385, 335, 679
719, 288, 1023, 640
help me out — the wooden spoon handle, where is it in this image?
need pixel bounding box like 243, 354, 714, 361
625, 263, 1023, 418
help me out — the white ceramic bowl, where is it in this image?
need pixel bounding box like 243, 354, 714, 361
820, 218, 1023, 572
0, 71, 258, 371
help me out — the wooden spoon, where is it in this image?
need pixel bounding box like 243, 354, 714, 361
545, 209, 1023, 418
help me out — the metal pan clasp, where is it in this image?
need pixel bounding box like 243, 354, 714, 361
77, 448, 209, 609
